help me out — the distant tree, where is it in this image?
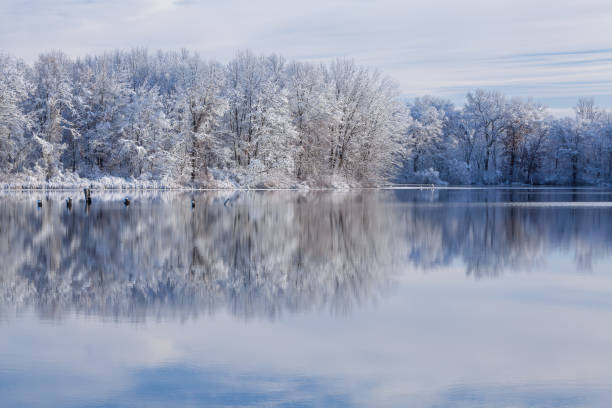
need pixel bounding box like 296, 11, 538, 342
464, 90, 507, 180
406, 101, 444, 173
501, 98, 545, 183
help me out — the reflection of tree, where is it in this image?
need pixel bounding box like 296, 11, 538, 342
1, 189, 612, 320
0, 192, 402, 320
393, 188, 612, 277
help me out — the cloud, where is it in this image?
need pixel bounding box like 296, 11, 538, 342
1, 0, 612, 108
4, 269, 612, 406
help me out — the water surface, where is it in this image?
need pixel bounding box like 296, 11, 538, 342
1, 188, 612, 407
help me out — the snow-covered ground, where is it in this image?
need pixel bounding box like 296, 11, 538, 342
0, 168, 378, 190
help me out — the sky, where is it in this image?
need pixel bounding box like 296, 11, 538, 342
1, 0, 612, 112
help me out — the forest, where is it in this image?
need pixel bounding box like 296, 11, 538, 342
1, 49, 611, 188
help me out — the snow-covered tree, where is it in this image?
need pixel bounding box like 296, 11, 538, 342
172, 52, 226, 183
286, 61, 332, 181
224, 51, 297, 183
30, 51, 77, 180
406, 103, 444, 173
0, 54, 31, 174
464, 89, 507, 182
325, 59, 403, 182
501, 98, 546, 183
2, 48, 612, 187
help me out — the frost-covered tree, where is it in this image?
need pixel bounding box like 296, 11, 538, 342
574, 98, 606, 184
225, 51, 296, 178
0, 54, 31, 174
286, 61, 332, 181
520, 114, 549, 184
173, 52, 226, 183
464, 90, 507, 181
2, 48, 612, 187
75, 53, 132, 174
406, 102, 444, 173
30, 52, 77, 180
325, 59, 403, 182
501, 98, 546, 183
119, 85, 170, 178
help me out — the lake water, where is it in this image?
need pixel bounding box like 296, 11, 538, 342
1, 188, 612, 407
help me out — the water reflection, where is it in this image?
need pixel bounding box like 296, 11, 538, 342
1, 188, 612, 320
392, 188, 612, 277
0, 191, 402, 320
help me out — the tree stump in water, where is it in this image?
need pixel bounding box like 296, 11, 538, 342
83, 188, 92, 205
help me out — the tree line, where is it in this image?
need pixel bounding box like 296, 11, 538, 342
403, 92, 612, 185
1, 49, 611, 187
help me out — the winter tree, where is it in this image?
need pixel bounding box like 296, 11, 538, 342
0, 54, 31, 174
1, 48, 612, 187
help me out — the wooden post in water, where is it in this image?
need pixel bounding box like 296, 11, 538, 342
66, 197, 72, 210
191, 199, 195, 209
37, 199, 42, 208
83, 188, 92, 205
124, 197, 130, 206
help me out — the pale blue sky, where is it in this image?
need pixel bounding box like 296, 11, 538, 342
1, 0, 612, 111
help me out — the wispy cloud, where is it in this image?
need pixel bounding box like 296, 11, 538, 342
1, 0, 612, 108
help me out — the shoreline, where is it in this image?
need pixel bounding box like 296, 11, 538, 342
2, 184, 610, 192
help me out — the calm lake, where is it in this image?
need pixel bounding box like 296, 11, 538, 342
1, 188, 612, 407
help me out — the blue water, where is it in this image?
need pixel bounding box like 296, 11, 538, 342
1, 188, 612, 407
